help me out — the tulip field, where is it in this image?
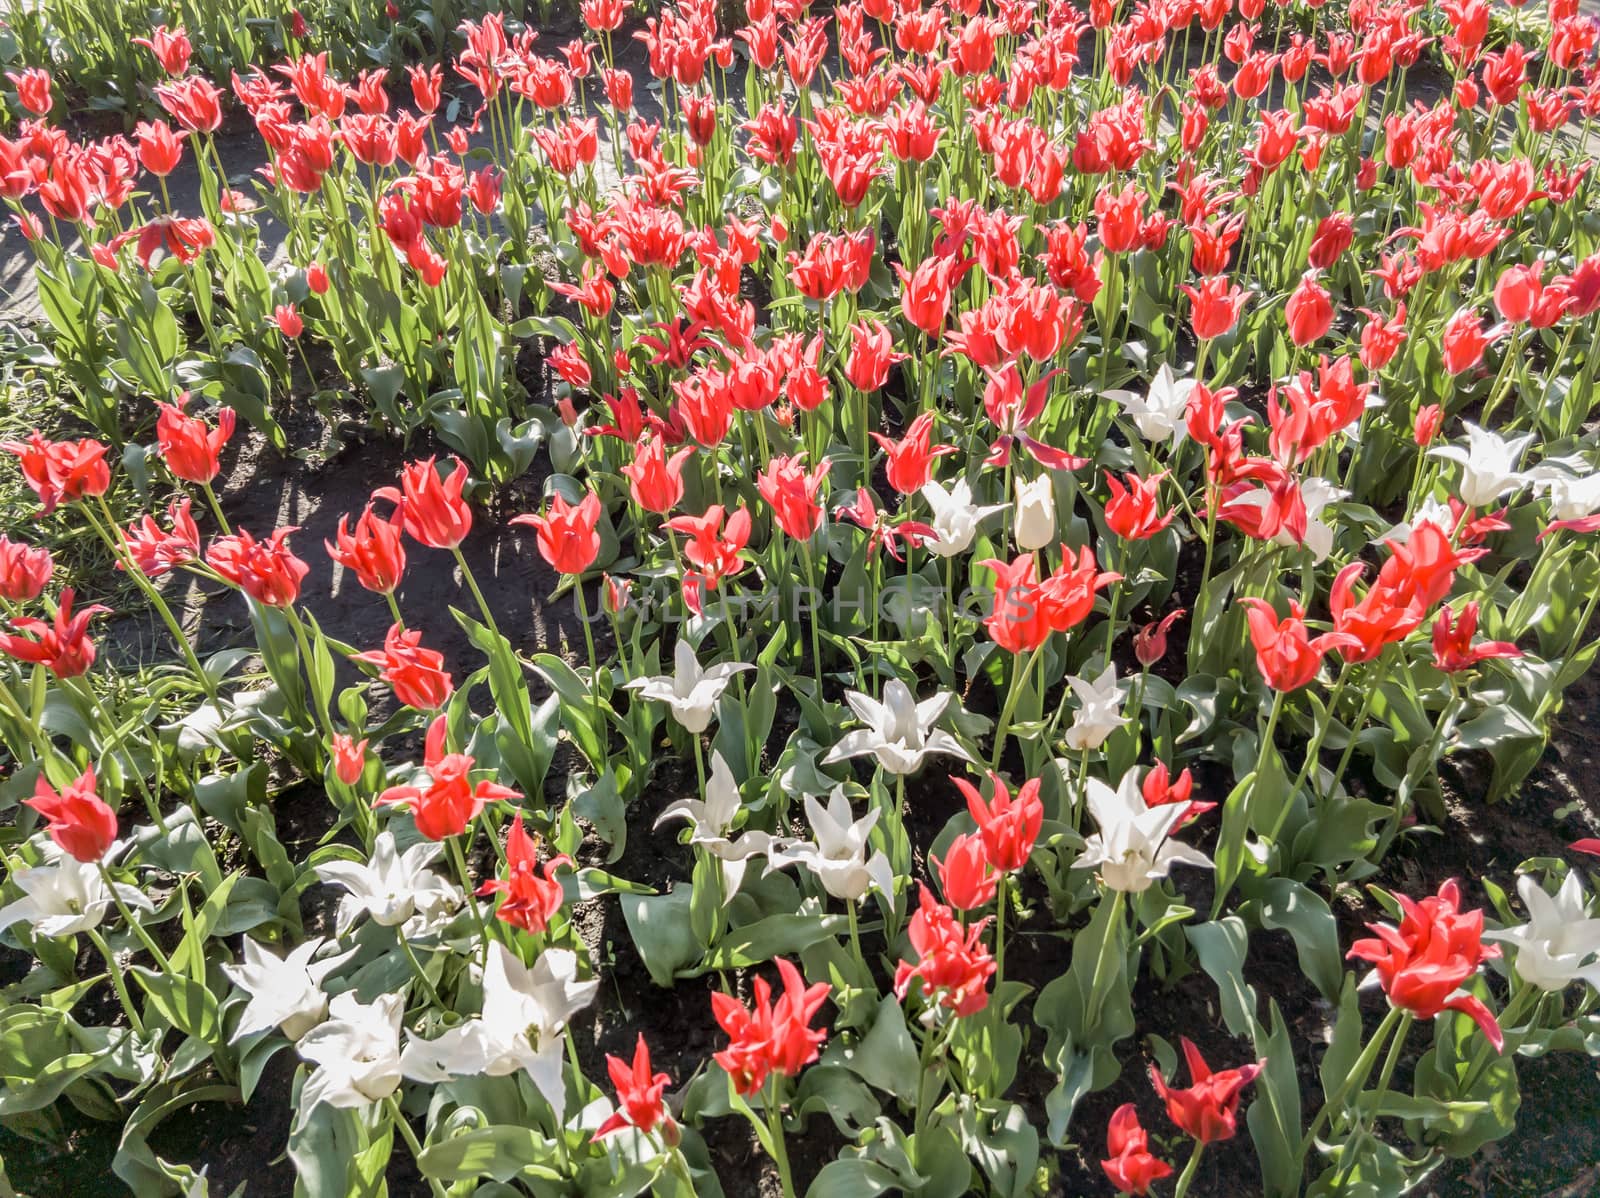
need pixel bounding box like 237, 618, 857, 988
3, 0, 1600, 1194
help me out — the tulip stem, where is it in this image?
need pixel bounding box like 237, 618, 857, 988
446, 834, 493, 965
990, 644, 1044, 771
846, 899, 864, 974
396, 932, 444, 1009
763, 1080, 796, 1198
87, 497, 218, 703
97, 863, 172, 973
993, 873, 1008, 992
384, 590, 406, 633
1083, 888, 1126, 1030
800, 538, 825, 693
1173, 1139, 1206, 1198
86, 927, 146, 1037
385, 1095, 449, 1198
1299, 1004, 1404, 1167
450, 546, 499, 639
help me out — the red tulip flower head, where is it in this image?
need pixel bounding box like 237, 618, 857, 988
758, 453, 831, 540
0, 589, 108, 678
622, 437, 693, 514
331, 733, 368, 785
326, 504, 407, 595
514, 491, 603, 575
1346, 879, 1505, 1051
954, 771, 1043, 873
871, 411, 956, 495
2, 433, 112, 515
1285, 271, 1335, 345
206, 527, 310, 608
711, 958, 831, 1095
1102, 1104, 1174, 1196
1431, 603, 1521, 673
594, 1034, 675, 1141
1182, 276, 1250, 340
1104, 470, 1175, 540
376, 714, 520, 841
933, 832, 1000, 911
0, 536, 53, 602
477, 813, 571, 933
893, 884, 997, 1017
25, 767, 118, 863
1149, 1037, 1264, 1143
156, 395, 236, 484
352, 623, 455, 711
1238, 596, 1360, 691
376, 457, 474, 550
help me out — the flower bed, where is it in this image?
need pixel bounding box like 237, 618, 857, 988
2, 0, 1600, 1195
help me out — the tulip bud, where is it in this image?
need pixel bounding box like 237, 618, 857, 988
1013, 475, 1056, 551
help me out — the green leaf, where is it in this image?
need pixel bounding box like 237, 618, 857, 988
415, 1124, 556, 1183
839, 995, 919, 1100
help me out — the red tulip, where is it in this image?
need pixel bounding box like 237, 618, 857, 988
325, 504, 407, 595
1146, 762, 1213, 827
25, 767, 118, 863
477, 813, 571, 933
871, 412, 955, 495
1182, 276, 1250, 340
622, 437, 693, 514
757, 453, 831, 541
0, 589, 108, 678
1440, 308, 1506, 375
376, 457, 474, 550
331, 733, 368, 785
1239, 596, 1360, 691
0, 536, 53, 602
376, 714, 519, 841
122, 498, 201, 578
934, 832, 999, 911
1149, 1037, 1264, 1143
132, 26, 192, 76
1432, 603, 1521, 673
1104, 471, 1175, 541
7, 69, 52, 116
845, 317, 908, 392
712, 958, 831, 1095
352, 623, 455, 711
893, 884, 996, 1017
954, 771, 1043, 873
1347, 879, 1504, 1051
207, 527, 310, 608
1102, 1104, 1173, 1196
155, 77, 223, 133
2, 432, 111, 514
1285, 272, 1335, 345
594, 1034, 674, 1141
1134, 608, 1186, 667
156, 396, 235, 484
514, 491, 603, 576
135, 120, 187, 177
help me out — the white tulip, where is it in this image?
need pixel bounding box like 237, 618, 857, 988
222, 936, 354, 1042
622, 640, 752, 734
767, 787, 895, 906
823, 679, 973, 776
1485, 872, 1600, 993
919, 478, 1007, 558
297, 991, 405, 1115
1013, 475, 1057, 552
0, 844, 150, 939
1429, 422, 1534, 508
656, 751, 777, 902
314, 830, 464, 935
399, 942, 597, 1119
1104, 363, 1195, 444
1537, 470, 1600, 523
1074, 769, 1212, 893
1061, 665, 1130, 751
